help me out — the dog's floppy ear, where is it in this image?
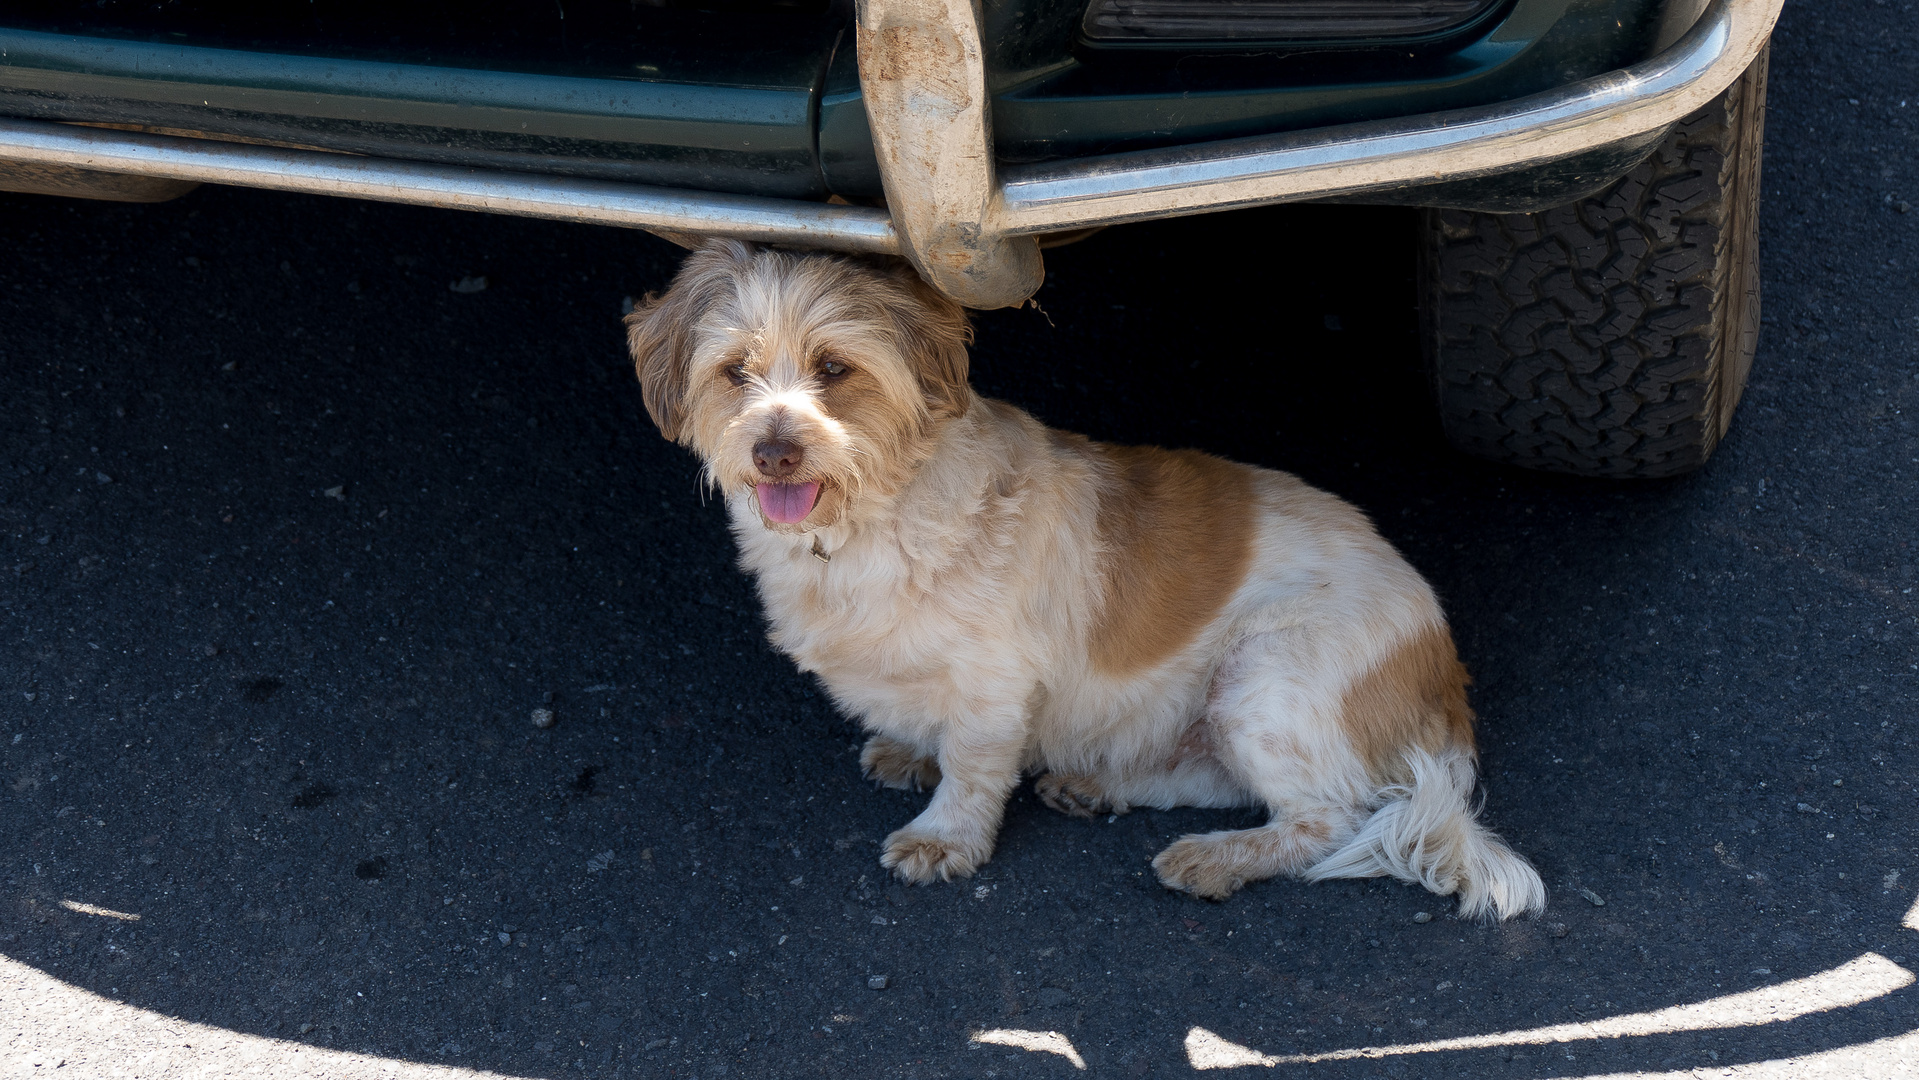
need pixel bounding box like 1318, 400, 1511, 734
625, 239, 754, 442
882, 263, 974, 418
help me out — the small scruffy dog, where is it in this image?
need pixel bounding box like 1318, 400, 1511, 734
628, 240, 1544, 919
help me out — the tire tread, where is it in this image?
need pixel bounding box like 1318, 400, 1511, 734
1420, 47, 1768, 478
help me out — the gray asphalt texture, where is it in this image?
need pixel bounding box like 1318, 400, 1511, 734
3, 5, 1917, 1077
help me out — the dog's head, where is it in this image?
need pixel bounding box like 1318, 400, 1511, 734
626, 240, 973, 532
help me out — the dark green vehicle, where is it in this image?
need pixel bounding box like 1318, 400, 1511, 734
0, 0, 1779, 477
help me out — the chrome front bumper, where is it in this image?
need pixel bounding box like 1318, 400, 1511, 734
0, 0, 1782, 307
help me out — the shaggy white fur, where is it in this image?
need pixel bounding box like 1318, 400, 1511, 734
627, 240, 1545, 919
1302, 748, 1548, 920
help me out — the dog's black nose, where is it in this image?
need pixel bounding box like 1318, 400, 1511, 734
753, 438, 806, 479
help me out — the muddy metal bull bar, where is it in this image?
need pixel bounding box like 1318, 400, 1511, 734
0, 0, 1781, 309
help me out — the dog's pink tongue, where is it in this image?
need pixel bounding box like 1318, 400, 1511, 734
755, 482, 820, 524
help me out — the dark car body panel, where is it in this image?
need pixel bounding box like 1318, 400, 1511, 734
0, 14, 843, 197
0, 0, 1682, 207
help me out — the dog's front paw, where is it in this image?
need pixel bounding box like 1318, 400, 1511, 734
1034, 773, 1129, 818
880, 825, 989, 884
1152, 834, 1248, 901
861, 736, 942, 791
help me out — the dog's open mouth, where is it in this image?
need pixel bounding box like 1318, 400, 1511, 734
755, 481, 821, 524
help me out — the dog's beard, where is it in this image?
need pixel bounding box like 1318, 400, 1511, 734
755, 481, 821, 524
699, 375, 935, 533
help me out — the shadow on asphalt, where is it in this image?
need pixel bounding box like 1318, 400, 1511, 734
1, 163, 1915, 1077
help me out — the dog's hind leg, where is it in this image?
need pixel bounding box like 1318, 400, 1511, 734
1034, 772, 1129, 818
1143, 722, 1360, 898
1152, 809, 1359, 900
861, 735, 942, 791
1151, 626, 1373, 899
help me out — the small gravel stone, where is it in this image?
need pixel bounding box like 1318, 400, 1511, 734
1412, 911, 1433, 923
1548, 922, 1570, 938
531, 708, 556, 729
1578, 888, 1606, 907
867, 975, 889, 990
450, 276, 488, 294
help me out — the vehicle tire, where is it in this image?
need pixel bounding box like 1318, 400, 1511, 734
1417, 44, 1769, 479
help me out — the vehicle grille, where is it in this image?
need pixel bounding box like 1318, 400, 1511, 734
1081, 0, 1501, 46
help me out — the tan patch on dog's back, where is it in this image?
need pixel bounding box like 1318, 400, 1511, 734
1088, 446, 1255, 676
1338, 622, 1476, 781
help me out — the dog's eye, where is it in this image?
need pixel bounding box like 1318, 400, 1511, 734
725, 363, 748, 385
820, 359, 849, 378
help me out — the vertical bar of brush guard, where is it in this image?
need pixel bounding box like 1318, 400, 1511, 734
854, 0, 1044, 308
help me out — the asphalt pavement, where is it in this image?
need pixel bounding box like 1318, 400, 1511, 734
2, 3, 1917, 1077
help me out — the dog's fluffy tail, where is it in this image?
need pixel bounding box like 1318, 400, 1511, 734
1303, 747, 1545, 920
